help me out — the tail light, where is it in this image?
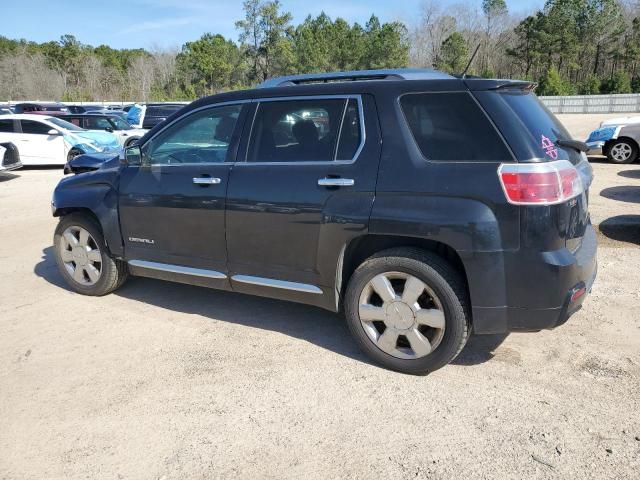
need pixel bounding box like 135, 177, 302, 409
498, 160, 584, 205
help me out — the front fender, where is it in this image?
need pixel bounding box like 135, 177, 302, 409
52, 167, 123, 257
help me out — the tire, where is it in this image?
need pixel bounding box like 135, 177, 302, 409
344, 248, 469, 375
67, 148, 84, 163
607, 138, 638, 164
53, 213, 128, 296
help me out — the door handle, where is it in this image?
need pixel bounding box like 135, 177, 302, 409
318, 177, 355, 187
193, 177, 221, 185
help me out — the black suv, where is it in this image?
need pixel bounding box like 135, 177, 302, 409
51, 69, 597, 374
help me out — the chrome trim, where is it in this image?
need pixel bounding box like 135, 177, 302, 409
128, 260, 227, 279
192, 177, 221, 185
243, 94, 366, 165
231, 275, 323, 294
318, 177, 355, 187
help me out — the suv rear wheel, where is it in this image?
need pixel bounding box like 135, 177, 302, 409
53, 213, 128, 296
344, 248, 469, 374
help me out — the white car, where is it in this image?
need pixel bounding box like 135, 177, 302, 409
0, 114, 121, 166
0, 142, 23, 172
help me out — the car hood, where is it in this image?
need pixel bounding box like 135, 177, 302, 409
600, 115, 640, 127
64, 130, 121, 153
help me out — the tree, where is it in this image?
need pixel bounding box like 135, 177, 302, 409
434, 32, 469, 73
537, 67, 574, 95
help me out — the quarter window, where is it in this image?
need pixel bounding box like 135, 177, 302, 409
20, 120, 53, 135
145, 104, 242, 165
247, 98, 363, 163
400, 92, 511, 161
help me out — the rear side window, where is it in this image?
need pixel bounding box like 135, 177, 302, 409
0, 119, 14, 132
20, 120, 52, 135
400, 92, 511, 161
247, 98, 363, 163
147, 105, 182, 117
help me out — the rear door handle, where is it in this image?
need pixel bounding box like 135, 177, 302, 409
318, 177, 355, 187
193, 177, 221, 185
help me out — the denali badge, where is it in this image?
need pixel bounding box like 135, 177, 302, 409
128, 237, 155, 245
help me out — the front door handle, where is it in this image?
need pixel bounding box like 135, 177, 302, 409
193, 177, 221, 185
318, 177, 355, 187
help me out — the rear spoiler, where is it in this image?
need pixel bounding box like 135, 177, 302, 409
463, 78, 537, 92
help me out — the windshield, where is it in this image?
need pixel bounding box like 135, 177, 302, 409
48, 117, 85, 131
110, 116, 132, 130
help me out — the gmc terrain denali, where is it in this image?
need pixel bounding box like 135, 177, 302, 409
51, 69, 597, 374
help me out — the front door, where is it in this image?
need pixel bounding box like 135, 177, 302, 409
119, 103, 246, 281
225, 95, 381, 304
18, 119, 65, 164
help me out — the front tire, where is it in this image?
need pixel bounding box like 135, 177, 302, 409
53, 213, 128, 296
66, 148, 84, 163
607, 139, 637, 164
344, 248, 469, 375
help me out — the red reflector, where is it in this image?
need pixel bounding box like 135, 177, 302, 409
570, 287, 586, 303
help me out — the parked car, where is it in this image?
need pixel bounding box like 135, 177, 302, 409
127, 103, 186, 129
0, 142, 22, 171
13, 102, 69, 115
0, 114, 121, 166
0, 105, 14, 115
51, 68, 597, 374
586, 117, 640, 163
59, 113, 147, 147
66, 105, 104, 114
85, 109, 130, 124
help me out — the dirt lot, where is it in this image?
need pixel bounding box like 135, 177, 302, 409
1, 114, 639, 479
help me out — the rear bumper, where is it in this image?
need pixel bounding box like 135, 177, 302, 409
472, 224, 598, 334
586, 141, 604, 155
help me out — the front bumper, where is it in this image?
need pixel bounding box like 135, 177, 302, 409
586, 141, 604, 156
472, 224, 598, 334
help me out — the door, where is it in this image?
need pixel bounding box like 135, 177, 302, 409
225, 95, 381, 304
18, 119, 65, 165
119, 103, 246, 282
0, 118, 18, 147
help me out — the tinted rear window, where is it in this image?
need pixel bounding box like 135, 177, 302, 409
400, 92, 511, 161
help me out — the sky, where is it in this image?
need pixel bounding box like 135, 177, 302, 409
2, 0, 544, 50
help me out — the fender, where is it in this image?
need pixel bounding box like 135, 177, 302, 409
51, 155, 124, 257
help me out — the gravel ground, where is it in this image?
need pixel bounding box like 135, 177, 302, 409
1, 114, 639, 479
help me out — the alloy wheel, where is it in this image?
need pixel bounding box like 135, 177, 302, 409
58, 226, 102, 285
358, 271, 446, 359
611, 142, 633, 162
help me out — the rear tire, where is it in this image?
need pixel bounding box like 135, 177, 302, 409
607, 139, 637, 164
344, 248, 469, 375
53, 213, 128, 296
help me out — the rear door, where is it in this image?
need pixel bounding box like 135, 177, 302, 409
225, 95, 381, 303
118, 102, 246, 280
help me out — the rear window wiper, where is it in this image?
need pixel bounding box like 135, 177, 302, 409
556, 138, 588, 153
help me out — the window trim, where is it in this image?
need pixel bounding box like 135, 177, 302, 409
242, 94, 366, 166
397, 91, 516, 164
140, 100, 249, 167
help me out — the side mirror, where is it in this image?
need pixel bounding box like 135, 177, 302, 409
105, 127, 114, 133
47, 129, 60, 136
124, 145, 142, 166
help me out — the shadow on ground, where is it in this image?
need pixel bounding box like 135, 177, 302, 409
618, 168, 640, 179
598, 215, 640, 246
35, 246, 505, 370
600, 186, 640, 204
0, 172, 20, 182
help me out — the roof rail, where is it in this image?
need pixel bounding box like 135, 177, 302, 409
257, 68, 454, 88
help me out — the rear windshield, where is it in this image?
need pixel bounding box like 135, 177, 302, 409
483, 90, 582, 164
400, 92, 512, 161
146, 105, 182, 117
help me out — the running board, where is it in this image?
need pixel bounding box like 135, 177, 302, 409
231, 275, 323, 294
127, 260, 227, 279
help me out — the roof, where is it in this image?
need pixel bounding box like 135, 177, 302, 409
258, 68, 454, 88
2, 113, 58, 121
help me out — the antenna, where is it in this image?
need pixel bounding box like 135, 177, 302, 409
461, 43, 482, 79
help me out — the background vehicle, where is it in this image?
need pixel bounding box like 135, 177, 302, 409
586, 120, 640, 163
51, 69, 596, 375
0, 142, 22, 171
0, 114, 120, 166
127, 103, 186, 129
66, 105, 103, 114
13, 102, 69, 115
85, 109, 130, 124
59, 113, 147, 147
0, 105, 14, 115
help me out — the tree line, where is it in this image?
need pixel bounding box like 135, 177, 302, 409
2, 0, 640, 101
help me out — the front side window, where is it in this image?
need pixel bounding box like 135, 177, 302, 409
247, 98, 363, 163
20, 120, 53, 135
145, 104, 242, 165
400, 92, 511, 161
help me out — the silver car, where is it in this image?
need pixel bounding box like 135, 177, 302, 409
586, 116, 640, 164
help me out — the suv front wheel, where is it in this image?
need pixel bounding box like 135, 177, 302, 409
344, 248, 469, 375
53, 213, 128, 296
